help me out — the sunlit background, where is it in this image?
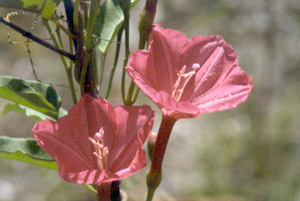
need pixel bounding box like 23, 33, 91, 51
1, 0, 300, 200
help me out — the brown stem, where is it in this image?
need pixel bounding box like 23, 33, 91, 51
151, 115, 177, 172
146, 115, 177, 200
97, 182, 111, 201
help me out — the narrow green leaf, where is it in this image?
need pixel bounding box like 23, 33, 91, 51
0, 76, 62, 120
93, 0, 141, 54
0, 0, 62, 18
0, 136, 57, 169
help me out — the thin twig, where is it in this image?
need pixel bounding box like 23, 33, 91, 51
0, 16, 76, 61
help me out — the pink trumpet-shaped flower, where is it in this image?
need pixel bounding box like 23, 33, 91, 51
126, 24, 253, 120
32, 94, 155, 184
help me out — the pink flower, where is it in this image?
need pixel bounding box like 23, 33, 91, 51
126, 24, 253, 120
32, 94, 155, 184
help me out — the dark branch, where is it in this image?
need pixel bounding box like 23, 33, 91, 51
63, 0, 77, 48
0, 16, 76, 61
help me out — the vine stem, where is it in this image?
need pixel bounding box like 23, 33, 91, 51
79, 0, 101, 95
105, 26, 123, 99
97, 182, 111, 201
124, 0, 157, 105
97, 53, 106, 93
45, 21, 78, 104
120, 0, 131, 105
83, 184, 97, 194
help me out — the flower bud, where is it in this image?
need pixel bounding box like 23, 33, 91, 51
138, 0, 158, 49
147, 132, 157, 161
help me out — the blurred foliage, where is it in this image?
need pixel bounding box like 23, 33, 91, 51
0, 0, 300, 201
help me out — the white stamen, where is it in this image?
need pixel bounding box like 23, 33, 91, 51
172, 63, 200, 101
89, 127, 109, 170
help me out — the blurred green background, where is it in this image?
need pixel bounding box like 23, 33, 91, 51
1, 0, 300, 200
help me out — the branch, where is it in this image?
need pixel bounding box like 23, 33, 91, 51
0, 17, 76, 61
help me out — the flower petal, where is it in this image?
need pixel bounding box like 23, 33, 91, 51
32, 106, 96, 175
32, 94, 155, 184
126, 24, 253, 119
109, 105, 155, 172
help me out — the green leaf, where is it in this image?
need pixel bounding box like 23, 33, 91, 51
2, 103, 68, 121
2, 103, 53, 121
0, 136, 57, 169
0, 0, 62, 18
93, 0, 140, 54
93, 0, 124, 54
0, 76, 62, 120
